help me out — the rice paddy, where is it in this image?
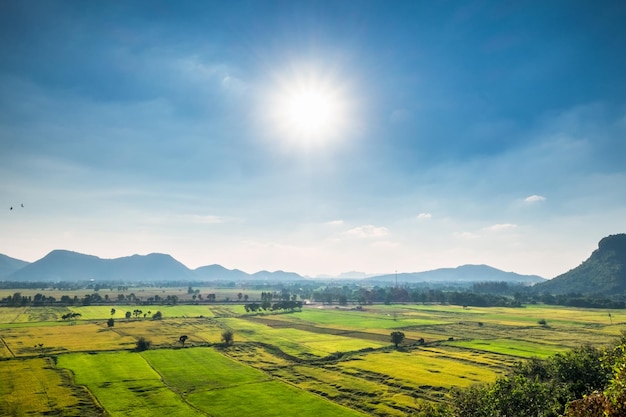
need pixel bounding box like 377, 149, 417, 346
1, 301, 624, 416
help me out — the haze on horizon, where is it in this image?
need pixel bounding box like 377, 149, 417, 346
1, 1, 625, 279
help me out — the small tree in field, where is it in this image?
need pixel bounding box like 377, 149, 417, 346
135, 337, 151, 351
107, 318, 115, 327
221, 329, 234, 346
390, 331, 405, 348
152, 311, 163, 320
179, 335, 188, 347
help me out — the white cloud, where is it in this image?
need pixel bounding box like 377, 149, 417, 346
416, 212, 432, 220
192, 215, 227, 224
524, 195, 546, 203
344, 225, 390, 239
370, 240, 400, 248
453, 231, 480, 240
326, 220, 344, 226
485, 223, 518, 232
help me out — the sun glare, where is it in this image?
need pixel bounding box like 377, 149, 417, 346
265, 70, 352, 148
284, 88, 336, 133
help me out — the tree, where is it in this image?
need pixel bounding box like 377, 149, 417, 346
61, 312, 81, 321
152, 311, 162, 320
453, 342, 615, 417
110, 308, 116, 316
179, 335, 188, 347
390, 331, 405, 348
221, 329, 234, 346
135, 337, 151, 351
125, 311, 131, 319
107, 318, 114, 327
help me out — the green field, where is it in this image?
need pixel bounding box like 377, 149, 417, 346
1, 302, 624, 416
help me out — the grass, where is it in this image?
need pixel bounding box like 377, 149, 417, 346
447, 338, 569, 359
58, 348, 367, 417
223, 317, 387, 357
188, 379, 366, 417
0, 357, 102, 416
2, 322, 138, 356
57, 351, 204, 417
281, 307, 451, 329
2, 301, 624, 416
141, 348, 270, 393
338, 349, 502, 389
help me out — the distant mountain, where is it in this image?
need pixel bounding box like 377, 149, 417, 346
3, 250, 306, 282
2, 250, 550, 285
0, 254, 30, 278
7, 250, 194, 282
367, 264, 546, 284
252, 270, 305, 282
193, 264, 250, 281
535, 233, 626, 295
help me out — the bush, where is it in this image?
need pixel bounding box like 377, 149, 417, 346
135, 337, 151, 351
221, 329, 234, 346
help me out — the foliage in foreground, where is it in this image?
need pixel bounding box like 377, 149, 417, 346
452, 335, 626, 417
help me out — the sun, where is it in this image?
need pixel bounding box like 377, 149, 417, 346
283, 87, 337, 135
264, 70, 352, 148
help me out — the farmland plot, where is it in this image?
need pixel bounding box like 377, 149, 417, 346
2, 322, 138, 356
58, 348, 367, 417
58, 351, 203, 417
0, 357, 103, 416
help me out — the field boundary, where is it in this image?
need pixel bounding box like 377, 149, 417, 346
0, 336, 15, 358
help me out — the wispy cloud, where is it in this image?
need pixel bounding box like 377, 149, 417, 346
344, 225, 390, 239
416, 212, 432, 220
371, 240, 400, 248
524, 195, 546, 203
485, 223, 518, 232
453, 231, 480, 240
326, 220, 344, 226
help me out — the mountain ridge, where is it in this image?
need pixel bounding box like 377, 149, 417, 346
1, 249, 546, 283
366, 264, 545, 284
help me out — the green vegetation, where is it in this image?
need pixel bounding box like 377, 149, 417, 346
453, 337, 626, 417
1, 299, 625, 416
57, 352, 201, 417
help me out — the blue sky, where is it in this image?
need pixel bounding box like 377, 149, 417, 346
1, 0, 625, 278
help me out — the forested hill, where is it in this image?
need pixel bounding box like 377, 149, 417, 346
535, 233, 626, 295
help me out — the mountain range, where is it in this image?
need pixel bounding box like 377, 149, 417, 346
2, 234, 626, 294
1, 250, 301, 282
1, 249, 545, 284
367, 264, 545, 284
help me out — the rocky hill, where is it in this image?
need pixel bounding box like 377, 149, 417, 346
535, 233, 626, 295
